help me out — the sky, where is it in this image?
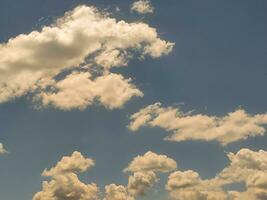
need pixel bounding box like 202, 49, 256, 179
0, 0, 267, 200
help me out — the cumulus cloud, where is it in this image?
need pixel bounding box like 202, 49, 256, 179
166, 148, 267, 200
0, 143, 7, 154
128, 102, 267, 145
127, 171, 157, 196
39, 72, 143, 110
131, 0, 154, 14
33, 173, 99, 200
0, 5, 173, 110
42, 151, 95, 176
124, 151, 177, 197
104, 184, 134, 200
33, 151, 99, 200
33, 149, 267, 200
124, 151, 177, 173
166, 170, 227, 200
34, 151, 177, 200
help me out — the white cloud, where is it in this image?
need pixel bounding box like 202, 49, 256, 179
39, 72, 143, 110
34, 151, 177, 200
33, 173, 99, 200
218, 148, 267, 185
124, 151, 177, 173
166, 170, 227, 200
124, 151, 177, 197
42, 151, 95, 177
127, 171, 157, 196
0, 143, 7, 154
33, 149, 267, 200
166, 148, 267, 200
0, 5, 173, 110
33, 151, 99, 200
128, 102, 267, 145
131, 0, 154, 14
104, 184, 134, 200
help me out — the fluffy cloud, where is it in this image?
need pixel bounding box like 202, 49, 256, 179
124, 151, 177, 197
0, 5, 173, 110
33, 152, 99, 200
33, 151, 177, 200
39, 72, 143, 110
42, 151, 95, 177
33, 173, 99, 200
166, 170, 227, 200
128, 102, 267, 145
104, 184, 134, 200
131, 0, 154, 14
0, 143, 7, 154
127, 171, 157, 196
166, 148, 267, 200
124, 151, 177, 173
33, 149, 267, 200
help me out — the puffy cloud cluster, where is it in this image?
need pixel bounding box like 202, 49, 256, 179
128, 102, 267, 145
33, 149, 267, 200
131, 0, 154, 14
0, 143, 7, 154
0, 5, 173, 110
33, 151, 177, 200
166, 148, 267, 200
125, 151, 177, 197
33, 151, 99, 200
218, 149, 267, 199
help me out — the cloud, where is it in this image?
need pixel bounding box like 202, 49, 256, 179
131, 0, 154, 14
42, 151, 95, 177
124, 151, 177, 173
166, 170, 227, 200
33, 151, 177, 200
218, 148, 267, 185
128, 102, 267, 145
127, 171, 157, 196
104, 184, 134, 200
33, 149, 267, 200
166, 148, 267, 200
0, 143, 7, 154
33, 173, 99, 200
124, 151, 177, 197
39, 72, 143, 110
33, 152, 99, 200
0, 5, 173, 110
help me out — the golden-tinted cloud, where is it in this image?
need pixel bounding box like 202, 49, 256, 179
131, 0, 154, 14
0, 5, 173, 110
129, 102, 267, 145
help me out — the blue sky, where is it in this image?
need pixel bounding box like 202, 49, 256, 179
0, 1, 267, 200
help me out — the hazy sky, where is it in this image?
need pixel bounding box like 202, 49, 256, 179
1, 1, 267, 200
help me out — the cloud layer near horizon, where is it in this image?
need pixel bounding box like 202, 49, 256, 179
0, 5, 173, 110
128, 102, 267, 145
